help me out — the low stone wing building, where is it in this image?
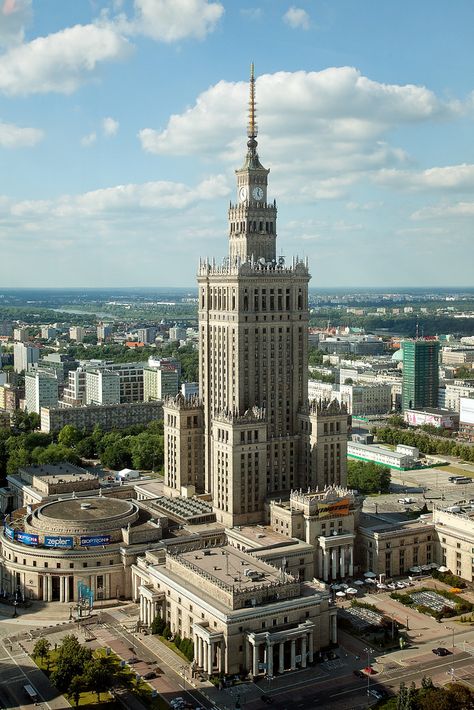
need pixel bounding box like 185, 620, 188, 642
132, 541, 335, 677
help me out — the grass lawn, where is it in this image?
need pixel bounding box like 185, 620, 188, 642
438, 465, 474, 476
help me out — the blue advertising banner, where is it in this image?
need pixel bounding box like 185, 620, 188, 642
16, 531, 39, 546
80, 535, 111, 547
4, 526, 14, 541
44, 535, 73, 549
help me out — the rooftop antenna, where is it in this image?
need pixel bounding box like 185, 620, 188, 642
415, 317, 420, 339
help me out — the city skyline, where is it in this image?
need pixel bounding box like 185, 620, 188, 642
1, 1, 474, 288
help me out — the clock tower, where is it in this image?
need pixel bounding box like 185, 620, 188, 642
229, 63, 277, 264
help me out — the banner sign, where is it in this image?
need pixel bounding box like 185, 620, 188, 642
80, 535, 110, 547
44, 535, 73, 549
318, 497, 351, 519
16, 531, 39, 546
4, 526, 15, 541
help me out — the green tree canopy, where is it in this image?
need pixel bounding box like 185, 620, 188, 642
347, 459, 391, 494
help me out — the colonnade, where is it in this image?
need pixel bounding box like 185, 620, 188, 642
319, 544, 354, 581
194, 634, 225, 675
246, 625, 314, 677
41, 573, 113, 602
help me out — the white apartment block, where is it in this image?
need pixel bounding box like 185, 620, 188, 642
13, 342, 40, 374
444, 381, 474, 412
61, 367, 86, 407
347, 441, 418, 470
339, 382, 392, 416
41, 326, 57, 340
69, 326, 85, 343
143, 362, 179, 401
25, 371, 58, 414
85, 369, 120, 405
13, 327, 29, 342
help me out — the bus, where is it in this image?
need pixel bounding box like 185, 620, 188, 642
453, 477, 471, 485
23, 684, 39, 703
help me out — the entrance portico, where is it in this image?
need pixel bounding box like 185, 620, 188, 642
318, 533, 354, 581
246, 620, 315, 676
193, 623, 225, 675
138, 584, 165, 627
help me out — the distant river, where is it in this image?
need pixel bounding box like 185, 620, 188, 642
52, 307, 119, 320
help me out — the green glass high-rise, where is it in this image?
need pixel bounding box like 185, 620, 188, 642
402, 339, 440, 411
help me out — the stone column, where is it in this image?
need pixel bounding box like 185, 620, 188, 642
301, 636, 307, 668
199, 639, 204, 670
331, 548, 337, 579
245, 639, 252, 673
279, 642, 285, 674
217, 642, 222, 674
340, 547, 345, 578
267, 643, 273, 677
308, 631, 314, 663
290, 639, 296, 670
331, 614, 337, 644
349, 546, 354, 577
207, 642, 212, 675
139, 595, 144, 623
318, 548, 323, 578
252, 642, 259, 677
42, 575, 47, 602
323, 551, 329, 581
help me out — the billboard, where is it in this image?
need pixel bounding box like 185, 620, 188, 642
4, 525, 14, 541
80, 535, 110, 547
44, 535, 73, 549
16, 531, 39, 546
318, 498, 351, 519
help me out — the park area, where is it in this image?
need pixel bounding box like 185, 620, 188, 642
31, 634, 164, 708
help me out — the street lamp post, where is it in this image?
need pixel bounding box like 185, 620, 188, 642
12, 599, 18, 618
364, 647, 371, 699
445, 625, 455, 650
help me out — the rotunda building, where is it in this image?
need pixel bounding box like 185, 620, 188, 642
0, 495, 161, 604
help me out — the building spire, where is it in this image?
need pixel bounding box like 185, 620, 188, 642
247, 62, 257, 140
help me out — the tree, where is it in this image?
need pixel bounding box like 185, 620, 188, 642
67, 675, 86, 708
347, 460, 391, 494
83, 657, 115, 702
50, 635, 92, 693
75, 436, 96, 458
33, 637, 51, 666
446, 682, 474, 709
100, 441, 132, 470
58, 424, 81, 448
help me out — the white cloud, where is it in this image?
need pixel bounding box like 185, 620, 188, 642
138, 68, 459, 200
283, 7, 310, 30
103, 116, 119, 137
0, 23, 131, 96
0, 119, 43, 147
81, 132, 97, 147
9, 174, 230, 218
375, 164, 474, 191
116, 0, 224, 42
412, 201, 474, 220
0, 0, 31, 48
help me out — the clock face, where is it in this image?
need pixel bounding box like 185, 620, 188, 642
239, 186, 248, 202
252, 186, 264, 200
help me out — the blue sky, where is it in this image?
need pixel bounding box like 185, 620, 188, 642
1, 0, 473, 288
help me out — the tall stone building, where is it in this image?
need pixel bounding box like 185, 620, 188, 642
164, 67, 347, 527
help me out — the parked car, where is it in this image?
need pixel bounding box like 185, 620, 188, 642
353, 670, 365, 678
432, 647, 450, 656
261, 695, 274, 704
143, 671, 157, 680
369, 688, 385, 700
126, 657, 139, 665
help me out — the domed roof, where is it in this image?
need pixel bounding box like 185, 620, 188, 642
392, 348, 403, 362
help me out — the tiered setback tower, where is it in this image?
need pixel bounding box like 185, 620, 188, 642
164, 66, 347, 528
198, 66, 310, 526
